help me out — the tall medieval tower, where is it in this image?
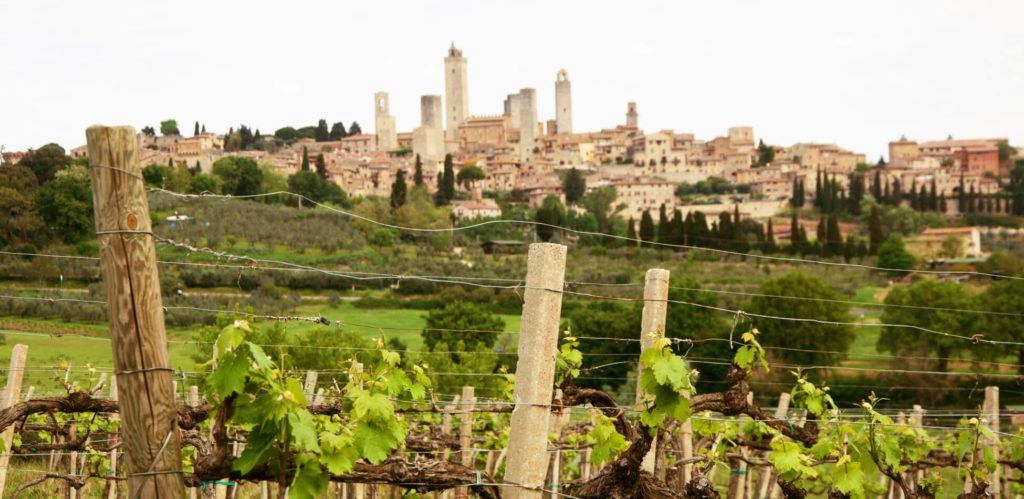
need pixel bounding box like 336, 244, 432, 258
555, 69, 572, 134
374, 91, 397, 151
626, 102, 638, 128
444, 43, 468, 141
518, 88, 537, 161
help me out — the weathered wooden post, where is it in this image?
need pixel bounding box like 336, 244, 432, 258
504, 243, 567, 499
756, 392, 790, 499
985, 387, 1000, 496
455, 386, 476, 499
0, 344, 28, 493
87, 125, 185, 499
635, 269, 669, 473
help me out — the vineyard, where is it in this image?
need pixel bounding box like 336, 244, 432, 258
2, 125, 1024, 499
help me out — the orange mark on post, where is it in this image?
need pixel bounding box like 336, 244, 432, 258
126, 213, 138, 230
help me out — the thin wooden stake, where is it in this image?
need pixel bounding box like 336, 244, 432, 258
985, 387, 1000, 496
87, 125, 184, 499
455, 386, 475, 499
0, 345, 28, 495
505, 243, 567, 499
756, 392, 790, 499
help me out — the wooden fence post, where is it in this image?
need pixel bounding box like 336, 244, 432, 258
455, 386, 476, 499
0, 344, 28, 494
505, 243, 567, 499
87, 125, 185, 499
303, 371, 318, 403
635, 269, 670, 473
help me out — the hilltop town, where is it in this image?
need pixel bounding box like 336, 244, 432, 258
3, 44, 1022, 259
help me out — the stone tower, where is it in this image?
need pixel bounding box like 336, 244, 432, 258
374, 91, 397, 151
503, 93, 522, 129
626, 101, 638, 128
444, 43, 469, 141
518, 88, 537, 162
421, 95, 443, 129
555, 69, 572, 134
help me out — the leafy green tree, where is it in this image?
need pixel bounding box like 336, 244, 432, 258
413, 154, 424, 187
567, 301, 639, 390
456, 165, 485, 189
755, 139, 775, 166
877, 280, 976, 371
390, 169, 407, 209
535, 206, 557, 241
876, 235, 915, 275
212, 156, 263, 196
745, 273, 854, 366
329, 122, 348, 140
348, 121, 362, 135
141, 126, 155, 136
315, 119, 330, 142
981, 277, 1024, 371
288, 170, 349, 207
36, 175, 93, 243
188, 172, 220, 194
665, 279, 730, 387
562, 167, 586, 204
541, 195, 567, 227
275, 127, 298, 141
0, 166, 42, 249
422, 302, 505, 353
580, 186, 621, 234
142, 163, 173, 187
160, 119, 180, 136
639, 209, 655, 246
20, 143, 71, 184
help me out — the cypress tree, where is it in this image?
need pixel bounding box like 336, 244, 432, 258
301, 147, 310, 171
826, 215, 843, 257
194, 121, 200, 137
868, 205, 883, 255
764, 218, 777, 253
789, 212, 801, 254
790, 177, 800, 208
882, 179, 890, 204
892, 178, 902, 206
909, 179, 918, 210
639, 210, 655, 246
930, 178, 939, 211
958, 173, 966, 213
201, 124, 206, 134
815, 217, 826, 254
814, 168, 823, 209
940, 191, 948, 213
657, 204, 669, 245
315, 119, 330, 142
626, 216, 638, 245
390, 169, 407, 209
798, 179, 805, 207
718, 210, 734, 249
315, 153, 327, 180
413, 154, 425, 187
670, 209, 684, 247
872, 170, 882, 200
436, 154, 456, 205
692, 211, 709, 247
968, 184, 976, 213
349, 121, 362, 135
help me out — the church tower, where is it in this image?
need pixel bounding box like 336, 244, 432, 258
444, 43, 468, 141
555, 69, 572, 134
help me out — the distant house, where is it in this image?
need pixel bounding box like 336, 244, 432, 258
481, 240, 526, 255
452, 190, 502, 220
164, 214, 195, 228
910, 227, 983, 259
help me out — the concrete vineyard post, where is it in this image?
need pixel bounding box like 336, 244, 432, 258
636, 268, 669, 473
504, 243, 567, 499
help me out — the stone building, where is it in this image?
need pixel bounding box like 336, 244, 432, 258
518, 88, 538, 162
625, 102, 638, 128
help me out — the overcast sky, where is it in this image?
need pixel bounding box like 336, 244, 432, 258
2, 0, 1022, 160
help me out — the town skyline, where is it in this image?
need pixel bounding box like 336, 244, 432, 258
3, 0, 1023, 159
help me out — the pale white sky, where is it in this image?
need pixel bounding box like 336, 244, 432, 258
2, 0, 1022, 160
